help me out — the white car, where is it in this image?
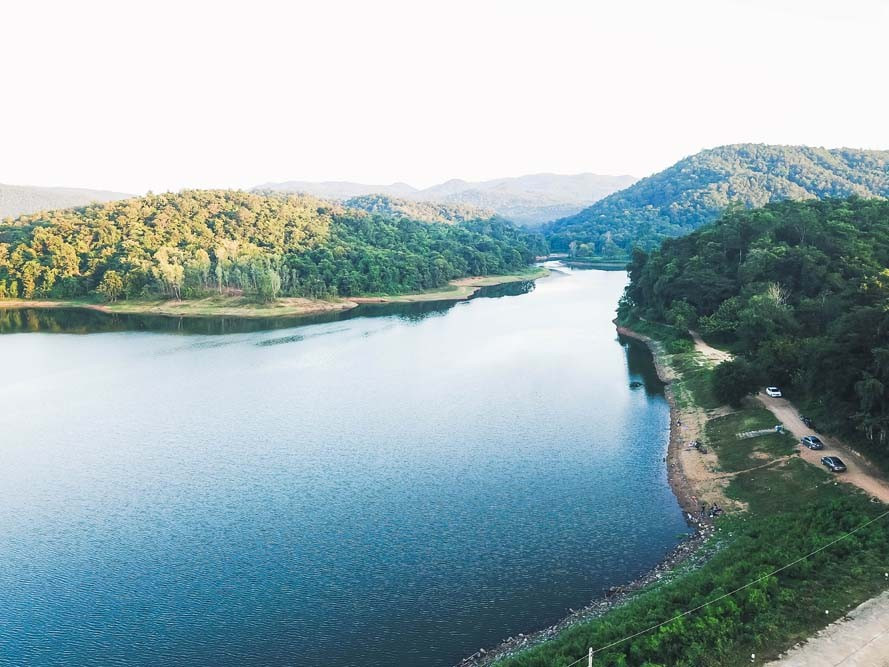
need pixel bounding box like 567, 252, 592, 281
765, 387, 782, 398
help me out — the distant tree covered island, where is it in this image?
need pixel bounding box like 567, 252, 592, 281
547, 144, 889, 258
623, 197, 889, 461
0, 190, 546, 303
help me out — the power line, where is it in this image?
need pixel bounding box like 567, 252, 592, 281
833, 625, 889, 666
550, 507, 889, 667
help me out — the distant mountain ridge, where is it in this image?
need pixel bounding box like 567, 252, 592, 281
1, 183, 130, 219
256, 173, 637, 226
546, 144, 889, 257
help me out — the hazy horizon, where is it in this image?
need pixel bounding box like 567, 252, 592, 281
3, 0, 888, 194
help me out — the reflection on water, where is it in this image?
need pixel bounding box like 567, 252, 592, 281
619, 334, 666, 397
0, 280, 536, 335
0, 269, 686, 667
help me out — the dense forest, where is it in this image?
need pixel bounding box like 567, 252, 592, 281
341, 193, 494, 224
623, 197, 889, 456
547, 144, 889, 257
0, 190, 545, 302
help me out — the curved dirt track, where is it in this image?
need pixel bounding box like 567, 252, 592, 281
690, 330, 889, 664
757, 393, 889, 504
690, 331, 889, 504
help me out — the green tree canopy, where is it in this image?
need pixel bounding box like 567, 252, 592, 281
0, 190, 546, 302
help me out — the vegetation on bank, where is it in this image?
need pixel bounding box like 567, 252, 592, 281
497, 316, 889, 667
623, 197, 889, 468
0, 268, 548, 319
342, 193, 495, 225
0, 190, 546, 304
546, 144, 889, 257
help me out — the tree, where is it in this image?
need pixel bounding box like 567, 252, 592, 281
96, 270, 124, 302
712, 358, 761, 406
256, 268, 282, 302
0, 190, 543, 303
666, 300, 697, 330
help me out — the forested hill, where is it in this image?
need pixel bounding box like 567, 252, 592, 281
624, 197, 889, 463
0, 190, 544, 302
548, 144, 889, 257
342, 194, 494, 224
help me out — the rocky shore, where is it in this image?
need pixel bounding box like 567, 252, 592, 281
615, 324, 707, 520
457, 526, 715, 667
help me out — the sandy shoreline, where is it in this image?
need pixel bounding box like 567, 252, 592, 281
0, 296, 358, 319
458, 323, 714, 666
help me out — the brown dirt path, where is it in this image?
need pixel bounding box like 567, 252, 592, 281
689, 330, 889, 504
691, 329, 889, 664
757, 393, 889, 504
689, 330, 732, 364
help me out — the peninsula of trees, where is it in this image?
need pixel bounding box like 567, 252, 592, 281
0, 190, 545, 304
623, 197, 889, 462
547, 145, 889, 258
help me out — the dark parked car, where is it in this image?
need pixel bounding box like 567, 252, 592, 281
821, 456, 847, 472
800, 415, 814, 428
801, 435, 824, 450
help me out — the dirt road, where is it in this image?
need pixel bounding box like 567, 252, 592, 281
690, 329, 889, 504
757, 393, 889, 504
689, 330, 732, 364
689, 328, 889, 663
766, 591, 889, 666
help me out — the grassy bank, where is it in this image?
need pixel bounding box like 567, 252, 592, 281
0, 267, 549, 318
493, 316, 889, 666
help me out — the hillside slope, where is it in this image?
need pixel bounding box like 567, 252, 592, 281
0, 183, 130, 219
548, 144, 889, 256
0, 190, 544, 302
625, 197, 889, 464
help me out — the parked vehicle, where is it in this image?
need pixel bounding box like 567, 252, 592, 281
765, 387, 783, 397
800, 415, 814, 428
801, 435, 824, 450
821, 456, 847, 472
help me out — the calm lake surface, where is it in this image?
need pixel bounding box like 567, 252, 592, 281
0, 268, 688, 666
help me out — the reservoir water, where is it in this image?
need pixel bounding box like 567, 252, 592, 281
0, 268, 688, 666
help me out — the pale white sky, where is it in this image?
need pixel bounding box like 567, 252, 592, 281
2, 0, 887, 194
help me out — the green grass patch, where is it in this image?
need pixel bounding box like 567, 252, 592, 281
725, 457, 840, 516
670, 352, 720, 410
705, 409, 796, 474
